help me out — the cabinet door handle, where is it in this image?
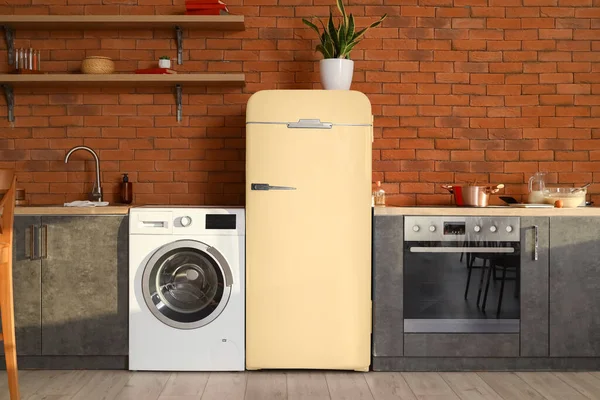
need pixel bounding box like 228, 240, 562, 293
29, 224, 42, 260
41, 224, 48, 259
533, 224, 539, 261
29, 224, 36, 260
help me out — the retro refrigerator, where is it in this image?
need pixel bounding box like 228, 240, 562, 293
245, 90, 373, 371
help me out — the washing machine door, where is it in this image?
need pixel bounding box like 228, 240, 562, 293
142, 239, 233, 329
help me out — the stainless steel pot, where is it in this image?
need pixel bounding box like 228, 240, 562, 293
441, 184, 505, 207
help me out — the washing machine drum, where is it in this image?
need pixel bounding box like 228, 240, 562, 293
142, 240, 233, 329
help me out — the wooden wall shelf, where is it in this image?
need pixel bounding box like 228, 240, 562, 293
0, 15, 245, 31
1, 15, 245, 66
0, 73, 245, 87
0, 73, 245, 122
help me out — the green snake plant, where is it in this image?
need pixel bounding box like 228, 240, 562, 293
302, 0, 387, 60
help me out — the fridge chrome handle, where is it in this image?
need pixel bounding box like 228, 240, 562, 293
251, 183, 296, 191
287, 119, 333, 129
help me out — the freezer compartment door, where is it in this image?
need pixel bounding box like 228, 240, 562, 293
245, 123, 372, 370
246, 90, 372, 126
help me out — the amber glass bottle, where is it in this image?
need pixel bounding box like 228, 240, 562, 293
120, 173, 133, 204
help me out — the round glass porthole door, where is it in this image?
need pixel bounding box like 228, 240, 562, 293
142, 240, 232, 330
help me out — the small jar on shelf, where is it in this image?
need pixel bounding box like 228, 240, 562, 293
14, 48, 42, 74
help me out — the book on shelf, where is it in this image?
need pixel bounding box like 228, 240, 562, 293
185, 9, 229, 15
134, 68, 177, 74
186, 4, 228, 10
185, 0, 229, 14
185, 0, 227, 5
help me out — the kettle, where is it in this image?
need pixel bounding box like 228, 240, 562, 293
528, 172, 546, 203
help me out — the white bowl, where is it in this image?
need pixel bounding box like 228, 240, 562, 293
543, 187, 586, 208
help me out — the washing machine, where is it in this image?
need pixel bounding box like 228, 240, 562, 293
129, 207, 245, 371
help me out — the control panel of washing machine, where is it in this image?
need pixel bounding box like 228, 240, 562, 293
174, 214, 237, 230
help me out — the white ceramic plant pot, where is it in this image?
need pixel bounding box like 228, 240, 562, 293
320, 58, 354, 90
158, 59, 171, 69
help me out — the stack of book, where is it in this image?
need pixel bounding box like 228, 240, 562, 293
185, 0, 229, 15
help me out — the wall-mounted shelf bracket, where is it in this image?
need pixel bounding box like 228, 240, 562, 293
2, 84, 14, 122
175, 84, 182, 122
175, 26, 183, 65
3, 25, 14, 65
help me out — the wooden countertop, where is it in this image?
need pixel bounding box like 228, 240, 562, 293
18, 204, 600, 217
374, 206, 600, 217
15, 205, 132, 216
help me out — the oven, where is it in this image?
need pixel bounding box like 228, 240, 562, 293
404, 216, 521, 334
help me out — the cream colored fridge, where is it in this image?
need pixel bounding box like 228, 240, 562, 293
245, 90, 373, 371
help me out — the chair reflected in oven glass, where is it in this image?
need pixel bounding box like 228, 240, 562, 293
463, 243, 520, 317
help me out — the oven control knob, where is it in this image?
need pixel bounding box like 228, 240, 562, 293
429, 225, 436, 232
473, 225, 481, 232
490, 225, 498, 233
180, 216, 192, 227
412, 225, 420, 232
506, 225, 513, 233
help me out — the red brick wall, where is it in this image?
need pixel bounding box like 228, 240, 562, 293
1, 0, 599, 206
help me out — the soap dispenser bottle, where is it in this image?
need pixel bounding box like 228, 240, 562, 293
120, 173, 133, 204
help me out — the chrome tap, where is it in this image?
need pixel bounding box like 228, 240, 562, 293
64, 146, 102, 202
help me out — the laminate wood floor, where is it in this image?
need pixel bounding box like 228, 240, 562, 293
0, 370, 599, 400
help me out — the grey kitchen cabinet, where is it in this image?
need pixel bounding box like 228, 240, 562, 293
41, 216, 128, 356
372, 215, 404, 357
520, 217, 550, 357
10, 215, 128, 357
549, 217, 600, 357
4, 217, 42, 356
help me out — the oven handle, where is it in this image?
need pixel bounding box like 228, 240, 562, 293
533, 225, 539, 261
409, 247, 515, 254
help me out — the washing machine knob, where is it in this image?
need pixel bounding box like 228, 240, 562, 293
429, 225, 436, 232
413, 225, 420, 232
180, 216, 192, 227
490, 225, 498, 233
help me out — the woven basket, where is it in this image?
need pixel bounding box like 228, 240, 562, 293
81, 56, 115, 74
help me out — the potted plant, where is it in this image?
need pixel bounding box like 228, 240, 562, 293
303, 0, 386, 90
158, 56, 171, 69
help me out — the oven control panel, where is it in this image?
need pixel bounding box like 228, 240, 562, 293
405, 216, 520, 242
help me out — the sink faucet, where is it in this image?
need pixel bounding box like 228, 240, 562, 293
64, 146, 102, 202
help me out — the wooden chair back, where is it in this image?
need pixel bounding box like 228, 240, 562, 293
0, 170, 16, 262
0, 170, 20, 400
0, 170, 14, 190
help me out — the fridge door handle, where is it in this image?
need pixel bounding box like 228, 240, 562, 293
251, 183, 296, 191
286, 119, 333, 129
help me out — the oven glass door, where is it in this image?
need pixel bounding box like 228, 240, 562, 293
404, 241, 520, 333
